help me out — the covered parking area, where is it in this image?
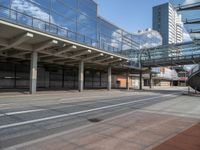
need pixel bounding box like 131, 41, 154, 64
0, 20, 138, 94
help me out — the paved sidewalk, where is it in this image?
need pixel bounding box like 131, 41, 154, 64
151, 123, 200, 150
5, 110, 199, 150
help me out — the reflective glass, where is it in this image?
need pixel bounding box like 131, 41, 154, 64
0, 7, 10, 18
0, 0, 142, 55
63, 0, 77, 9
11, 0, 50, 22
52, 0, 77, 21
29, 0, 51, 9
51, 12, 76, 31
78, 0, 97, 11
78, 14, 96, 30
0, 0, 10, 7
77, 25, 96, 39
79, 4, 97, 18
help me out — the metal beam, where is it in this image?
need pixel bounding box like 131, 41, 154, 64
190, 30, 200, 34
55, 45, 77, 55
70, 49, 92, 58
103, 58, 122, 64
0, 37, 129, 66
82, 53, 104, 61
9, 51, 30, 57
0, 32, 33, 51
177, 2, 200, 11
63, 59, 78, 64
185, 18, 200, 24
34, 40, 58, 52
39, 55, 50, 58
43, 57, 66, 62
95, 56, 114, 63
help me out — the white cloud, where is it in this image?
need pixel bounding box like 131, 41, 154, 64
11, 0, 53, 24
183, 0, 200, 5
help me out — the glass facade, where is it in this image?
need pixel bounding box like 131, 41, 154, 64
98, 17, 139, 53
0, 0, 140, 55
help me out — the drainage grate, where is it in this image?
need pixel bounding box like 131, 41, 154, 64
88, 118, 102, 123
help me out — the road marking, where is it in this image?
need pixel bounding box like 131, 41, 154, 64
0, 109, 46, 117
0, 95, 145, 117
0, 93, 181, 129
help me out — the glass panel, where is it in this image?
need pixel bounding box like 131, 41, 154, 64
78, 14, 96, 30
62, 0, 77, 9
52, 0, 77, 21
51, 12, 76, 32
17, 13, 32, 26
78, 0, 97, 11
11, 0, 50, 22
0, 0, 10, 7
28, 0, 51, 9
79, 4, 97, 18
33, 18, 46, 31
0, 7, 10, 19
78, 25, 96, 39
67, 30, 76, 41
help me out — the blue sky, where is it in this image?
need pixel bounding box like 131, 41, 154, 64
95, 0, 168, 33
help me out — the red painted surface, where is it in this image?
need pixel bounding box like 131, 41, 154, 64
178, 77, 188, 81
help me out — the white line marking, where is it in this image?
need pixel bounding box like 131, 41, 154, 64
0, 109, 46, 117
0, 95, 144, 117
0, 93, 181, 129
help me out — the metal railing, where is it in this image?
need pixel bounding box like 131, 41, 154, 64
176, 2, 200, 11
0, 5, 121, 55
189, 64, 200, 76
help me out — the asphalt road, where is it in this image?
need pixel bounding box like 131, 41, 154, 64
0, 89, 183, 149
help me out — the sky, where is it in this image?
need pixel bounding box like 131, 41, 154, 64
95, 0, 168, 33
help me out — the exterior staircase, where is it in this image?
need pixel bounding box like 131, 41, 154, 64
187, 64, 200, 92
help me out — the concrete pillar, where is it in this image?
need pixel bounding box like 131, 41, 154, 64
139, 71, 142, 90
30, 51, 38, 94
126, 71, 130, 90
107, 66, 112, 91
78, 60, 84, 92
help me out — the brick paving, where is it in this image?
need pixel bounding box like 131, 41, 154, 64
7, 111, 199, 150
151, 123, 200, 150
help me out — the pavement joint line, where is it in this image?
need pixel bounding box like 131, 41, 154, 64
1, 110, 137, 150
3, 97, 193, 150
138, 109, 200, 119
2, 108, 158, 150
0, 95, 154, 116
0, 92, 181, 130
59, 95, 122, 101
0, 94, 141, 105
0, 93, 173, 117
0, 90, 135, 99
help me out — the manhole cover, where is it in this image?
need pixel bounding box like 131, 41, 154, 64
88, 118, 102, 123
